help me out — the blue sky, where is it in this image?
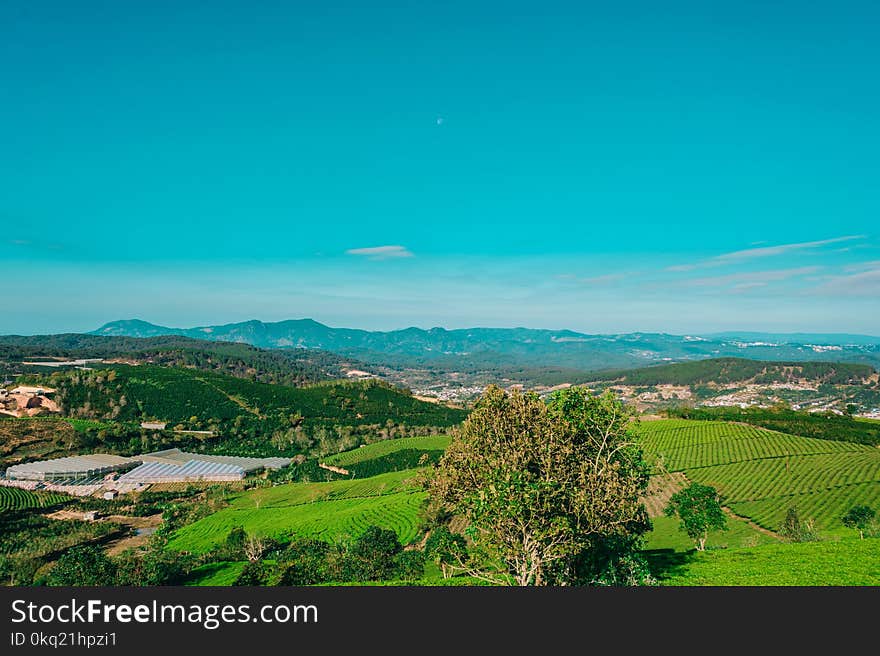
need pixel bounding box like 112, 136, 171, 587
2, 1, 879, 335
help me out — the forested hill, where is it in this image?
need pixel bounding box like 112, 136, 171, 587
589, 358, 876, 386
9, 364, 466, 458
0, 334, 372, 387
34, 364, 463, 428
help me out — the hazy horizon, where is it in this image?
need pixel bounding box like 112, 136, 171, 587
5, 315, 880, 341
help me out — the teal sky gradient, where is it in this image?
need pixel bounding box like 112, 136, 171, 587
3, 1, 879, 334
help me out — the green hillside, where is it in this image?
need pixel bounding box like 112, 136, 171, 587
639, 420, 880, 531
594, 357, 875, 386
0, 418, 82, 470
167, 469, 425, 553
35, 364, 463, 427
325, 435, 451, 466
323, 435, 452, 477
0, 333, 365, 387
8, 364, 466, 458
666, 407, 880, 446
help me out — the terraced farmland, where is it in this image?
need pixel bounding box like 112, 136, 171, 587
0, 487, 70, 512
729, 482, 880, 531
325, 435, 451, 467
640, 420, 861, 471
167, 469, 425, 553
639, 420, 880, 531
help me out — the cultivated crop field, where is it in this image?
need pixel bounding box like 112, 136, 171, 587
639, 420, 880, 531
167, 468, 425, 553
640, 420, 862, 471
0, 487, 70, 512
324, 435, 451, 467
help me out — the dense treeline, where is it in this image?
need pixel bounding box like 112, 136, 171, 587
0, 333, 371, 387
32, 364, 464, 428
0, 513, 124, 585
35, 523, 426, 587
592, 358, 875, 387
665, 406, 880, 446
220, 525, 424, 586
10, 364, 465, 459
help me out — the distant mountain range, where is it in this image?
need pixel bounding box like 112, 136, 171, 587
90, 319, 880, 372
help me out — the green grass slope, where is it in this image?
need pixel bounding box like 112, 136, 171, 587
322, 435, 452, 476
324, 435, 451, 467
167, 469, 425, 553
644, 515, 774, 552
659, 537, 880, 586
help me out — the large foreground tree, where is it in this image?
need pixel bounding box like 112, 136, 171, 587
428, 386, 651, 586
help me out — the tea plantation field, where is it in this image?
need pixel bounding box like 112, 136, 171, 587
0, 487, 70, 513
324, 435, 451, 467
639, 420, 880, 531
167, 468, 425, 553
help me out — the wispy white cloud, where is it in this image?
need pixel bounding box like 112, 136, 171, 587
713, 235, 864, 263
728, 282, 769, 294
578, 273, 626, 285
345, 245, 414, 260
555, 272, 628, 285
679, 266, 821, 288
812, 264, 880, 297
666, 235, 865, 272
843, 260, 880, 272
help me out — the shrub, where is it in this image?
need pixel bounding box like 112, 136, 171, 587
277, 539, 332, 586
393, 551, 425, 581
424, 526, 467, 579
339, 525, 402, 581
842, 505, 877, 539
46, 545, 116, 586
115, 547, 194, 585
779, 507, 821, 543
233, 561, 269, 586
